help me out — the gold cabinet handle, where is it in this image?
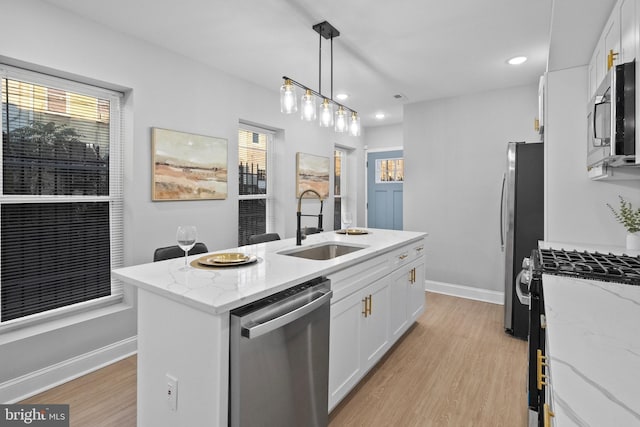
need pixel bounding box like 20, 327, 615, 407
412, 268, 416, 283
543, 403, 555, 427
362, 295, 372, 317
537, 349, 548, 390
398, 254, 408, 260
415, 246, 424, 253
607, 49, 619, 70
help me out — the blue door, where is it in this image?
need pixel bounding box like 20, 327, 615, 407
367, 151, 403, 230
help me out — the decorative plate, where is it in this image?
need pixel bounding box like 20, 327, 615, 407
336, 229, 369, 235
198, 253, 251, 266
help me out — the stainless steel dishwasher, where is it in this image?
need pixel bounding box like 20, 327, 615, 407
229, 276, 332, 427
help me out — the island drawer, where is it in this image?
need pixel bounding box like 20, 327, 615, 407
388, 240, 425, 269
328, 255, 391, 302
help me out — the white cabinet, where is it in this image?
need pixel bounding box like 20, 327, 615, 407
328, 238, 426, 410
588, 38, 605, 98
408, 260, 426, 321
328, 274, 390, 409
604, 7, 621, 70
328, 284, 364, 407
360, 276, 391, 370
619, 0, 637, 63
390, 245, 426, 341
588, 0, 637, 98
389, 263, 410, 341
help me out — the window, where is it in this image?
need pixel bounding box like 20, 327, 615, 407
0, 66, 123, 327
47, 88, 68, 115
238, 126, 273, 246
334, 148, 344, 230
375, 158, 404, 183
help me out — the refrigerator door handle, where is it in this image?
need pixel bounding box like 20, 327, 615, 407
500, 172, 506, 252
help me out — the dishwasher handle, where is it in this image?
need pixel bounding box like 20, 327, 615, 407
241, 289, 332, 339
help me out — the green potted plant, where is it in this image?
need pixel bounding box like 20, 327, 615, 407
607, 195, 640, 250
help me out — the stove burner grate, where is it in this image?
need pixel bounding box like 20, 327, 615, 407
535, 248, 640, 286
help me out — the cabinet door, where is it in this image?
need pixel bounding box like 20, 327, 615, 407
593, 37, 605, 92
389, 266, 409, 341
328, 290, 364, 410
360, 276, 390, 371
603, 6, 621, 71
588, 50, 597, 99
620, 0, 637, 63
409, 262, 426, 321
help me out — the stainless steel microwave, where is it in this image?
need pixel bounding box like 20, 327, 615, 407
587, 60, 635, 167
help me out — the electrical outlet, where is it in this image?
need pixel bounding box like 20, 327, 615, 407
166, 374, 178, 411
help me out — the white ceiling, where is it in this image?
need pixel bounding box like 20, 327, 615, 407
42, 0, 613, 127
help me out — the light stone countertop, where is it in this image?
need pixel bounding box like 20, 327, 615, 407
539, 241, 640, 426
113, 228, 427, 315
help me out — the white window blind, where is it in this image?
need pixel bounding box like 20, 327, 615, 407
238, 125, 273, 246
0, 65, 124, 328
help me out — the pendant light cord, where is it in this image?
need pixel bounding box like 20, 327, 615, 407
330, 35, 334, 100
318, 30, 322, 97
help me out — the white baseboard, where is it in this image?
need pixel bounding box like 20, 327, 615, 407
425, 280, 504, 305
0, 336, 137, 403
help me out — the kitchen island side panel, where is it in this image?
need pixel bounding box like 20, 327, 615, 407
137, 288, 229, 427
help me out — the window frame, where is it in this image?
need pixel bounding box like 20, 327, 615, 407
334, 147, 347, 230
238, 123, 274, 245
0, 64, 124, 331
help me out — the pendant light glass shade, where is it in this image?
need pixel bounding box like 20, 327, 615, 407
319, 99, 334, 127
280, 79, 297, 114
334, 106, 347, 133
349, 112, 361, 136
301, 89, 317, 121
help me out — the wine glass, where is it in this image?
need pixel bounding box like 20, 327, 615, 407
176, 225, 197, 270
343, 212, 353, 232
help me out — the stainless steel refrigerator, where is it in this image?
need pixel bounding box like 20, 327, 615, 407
500, 142, 544, 339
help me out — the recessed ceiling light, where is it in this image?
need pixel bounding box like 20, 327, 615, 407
507, 56, 527, 65
375, 113, 385, 120
336, 93, 349, 100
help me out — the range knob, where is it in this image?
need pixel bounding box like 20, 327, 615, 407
520, 270, 532, 285
522, 257, 531, 269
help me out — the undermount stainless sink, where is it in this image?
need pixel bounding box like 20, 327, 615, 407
280, 242, 366, 260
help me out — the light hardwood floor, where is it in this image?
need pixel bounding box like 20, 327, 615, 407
20, 292, 527, 427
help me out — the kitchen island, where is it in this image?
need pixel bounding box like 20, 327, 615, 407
113, 229, 427, 427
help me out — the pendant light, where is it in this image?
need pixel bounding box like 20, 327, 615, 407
280, 79, 297, 114
301, 89, 317, 121
334, 106, 347, 132
279, 21, 360, 136
349, 112, 361, 136
319, 99, 333, 127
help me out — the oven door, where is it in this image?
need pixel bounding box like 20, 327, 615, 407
527, 273, 545, 427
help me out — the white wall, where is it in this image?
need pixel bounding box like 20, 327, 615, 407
364, 123, 403, 151
404, 85, 540, 293
545, 66, 640, 245
0, 0, 364, 399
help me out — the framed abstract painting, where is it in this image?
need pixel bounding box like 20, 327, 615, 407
152, 128, 228, 201
296, 152, 330, 199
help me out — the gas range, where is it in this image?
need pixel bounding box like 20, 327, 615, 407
525, 246, 640, 426
531, 248, 640, 286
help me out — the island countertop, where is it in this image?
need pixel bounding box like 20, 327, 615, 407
539, 241, 640, 426
112, 228, 427, 315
